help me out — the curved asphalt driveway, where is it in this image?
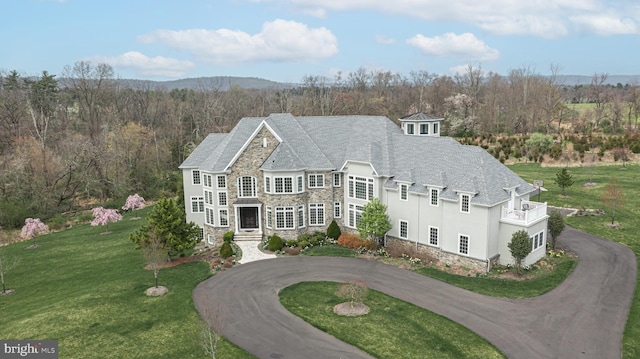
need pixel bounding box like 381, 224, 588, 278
194, 227, 637, 359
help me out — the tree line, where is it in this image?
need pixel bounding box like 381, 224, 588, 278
1, 62, 639, 228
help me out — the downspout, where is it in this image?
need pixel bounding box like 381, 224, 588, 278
416, 191, 420, 251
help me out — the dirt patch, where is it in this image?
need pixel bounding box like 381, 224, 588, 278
145, 286, 168, 296
1, 289, 15, 296
333, 302, 370, 316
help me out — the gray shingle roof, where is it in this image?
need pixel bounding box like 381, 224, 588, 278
180, 113, 534, 206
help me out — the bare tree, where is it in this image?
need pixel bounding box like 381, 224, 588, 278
336, 279, 369, 308
200, 301, 226, 359
142, 230, 165, 289
600, 176, 625, 225
0, 251, 20, 294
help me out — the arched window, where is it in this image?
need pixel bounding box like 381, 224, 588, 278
237, 176, 257, 197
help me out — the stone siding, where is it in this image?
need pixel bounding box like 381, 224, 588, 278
386, 236, 488, 272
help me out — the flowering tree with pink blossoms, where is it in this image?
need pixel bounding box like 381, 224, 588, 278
21, 218, 50, 248
91, 207, 123, 234
122, 194, 146, 212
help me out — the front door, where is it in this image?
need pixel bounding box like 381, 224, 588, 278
240, 207, 259, 230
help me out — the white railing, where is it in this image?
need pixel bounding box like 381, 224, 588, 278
501, 201, 547, 225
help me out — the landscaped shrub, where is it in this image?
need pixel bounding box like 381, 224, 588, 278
285, 239, 299, 248
327, 220, 341, 240
267, 235, 285, 251
284, 247, 301, 255
309, 231, 325, 246
219, 241, 233, 258
298, 239, 310, 249
338, 233, 365, 249
223, 231, 234, 243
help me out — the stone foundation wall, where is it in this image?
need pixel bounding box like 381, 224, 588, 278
386, 236, 489, 272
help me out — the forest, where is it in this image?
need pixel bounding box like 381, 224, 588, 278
1, 61, 639, 228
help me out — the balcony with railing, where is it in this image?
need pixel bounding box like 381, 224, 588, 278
501, 200, 548, 225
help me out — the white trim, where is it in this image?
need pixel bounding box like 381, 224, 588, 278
399, 219, 408, 239
216, 175, 227, 189
430, 188, 439, 206
308, 203, 325, 226
217, 191, 228, 207
400, 183, 408, 201
308, 174, 324, 188
191, 196, 204, 213
458, 234, 470, 255
333, 172, 341, 187
192, 170, 201, 185
460, 193, 471, 213
298, 205, 305, 228
334, 202, 341, 218
428, 226, 439, 247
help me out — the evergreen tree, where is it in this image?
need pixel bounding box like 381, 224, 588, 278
326, 220, 342, 240
554, 167, 574, 196
131, 198, 200, 257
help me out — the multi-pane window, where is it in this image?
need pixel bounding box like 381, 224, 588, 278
348, 176, 374, 200
207, 234, 214, 245
459, 235, 469, 255
192, 170, 201, 185
420, 123, 429, 135
433, 122, 439, 134
203, 174, 213, 187
298, 205, 305, 228
265, 176, 271, 193
265, 206, 272, 229
309, 203, 325, 226
333, 173, 341, 187
400, 184, 408, 201
275, 206, 295, 229
399, 220, 408, 239
348, 203, 364, 228
297, 175, 304, 193
238, 176, 257, 197
218, 192, 227, 206
191, 197, 204, 213
461, 194, 470, 213
219, 209, 229, 226
204, 190, 213, 205
429, 226, 439, 246
532, 231, 545, 250
334, 202, 341, 218
430, 189, 439, 206
205, 208, 215, 225
217, 175, 226, 189
308, 174, 324, 188
274, 177, 293, 194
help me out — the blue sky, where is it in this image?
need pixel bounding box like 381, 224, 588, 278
2, 0, 639, 83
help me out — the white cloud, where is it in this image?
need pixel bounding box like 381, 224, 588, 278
570, 12, 638, 35
138, 19, 338, 65
407, 33, 500, 62
375, 35, 395, 45
84, 52, 195, 78
247, 0, 640, 37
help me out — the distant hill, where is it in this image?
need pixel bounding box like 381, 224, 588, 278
119, 76, 297, 91
553, 75, 640, 86
112, 74, 639, 91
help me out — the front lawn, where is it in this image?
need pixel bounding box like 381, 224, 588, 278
0, 207, 253, 359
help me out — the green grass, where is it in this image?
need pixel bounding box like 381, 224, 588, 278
509, 163, 640, 358
416, 257, 576, 298
0, 207, 254, 359
302, 243, 356, 257
280, 281, 505, 359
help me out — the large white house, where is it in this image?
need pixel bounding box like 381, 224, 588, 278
180, 113, 548, 271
